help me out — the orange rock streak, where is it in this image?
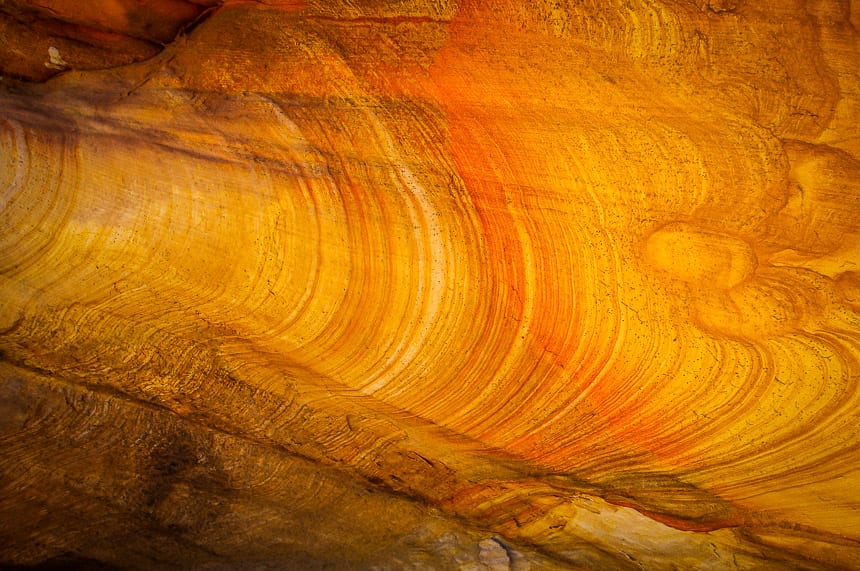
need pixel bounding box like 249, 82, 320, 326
1, 0, 859, 568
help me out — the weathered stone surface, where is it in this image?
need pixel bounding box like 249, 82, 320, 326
1, 1, 859, 568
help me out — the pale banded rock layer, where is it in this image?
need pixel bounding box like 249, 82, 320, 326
1, 0, 859, 569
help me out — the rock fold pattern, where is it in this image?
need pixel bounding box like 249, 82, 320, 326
1, 0, 859, 568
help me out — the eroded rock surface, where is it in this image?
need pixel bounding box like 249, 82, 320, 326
1, 0, 859, 568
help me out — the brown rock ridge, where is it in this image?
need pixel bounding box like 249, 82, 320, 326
1, 0, 859, 568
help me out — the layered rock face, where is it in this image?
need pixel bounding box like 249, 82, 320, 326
1, 0, 859, 568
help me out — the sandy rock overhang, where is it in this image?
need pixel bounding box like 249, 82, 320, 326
1, 0, 860, 569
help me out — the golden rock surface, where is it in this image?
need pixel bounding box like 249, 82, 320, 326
1, 0, 860, 568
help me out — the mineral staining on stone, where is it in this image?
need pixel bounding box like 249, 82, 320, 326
1, 0, 860, 568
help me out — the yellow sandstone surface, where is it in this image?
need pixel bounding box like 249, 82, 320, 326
1, 0, 859, 568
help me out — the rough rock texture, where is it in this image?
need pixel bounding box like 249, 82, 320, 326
1, 0, 860, 569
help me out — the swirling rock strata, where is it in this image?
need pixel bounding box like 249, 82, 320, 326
1, 0, 860, 568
